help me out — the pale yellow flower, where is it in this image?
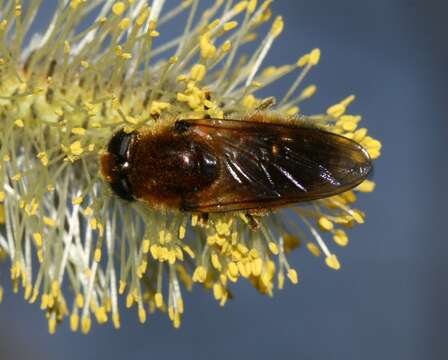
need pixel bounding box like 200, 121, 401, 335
0, 0, 381, 334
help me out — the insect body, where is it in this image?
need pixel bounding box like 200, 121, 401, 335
100, 117, 372, 212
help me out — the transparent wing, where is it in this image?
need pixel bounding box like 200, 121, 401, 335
181, 118, 372, 212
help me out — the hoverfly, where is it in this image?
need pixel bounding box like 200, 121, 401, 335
100, 116, 372, 212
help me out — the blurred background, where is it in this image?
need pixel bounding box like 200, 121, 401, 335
1, 0, 447, 359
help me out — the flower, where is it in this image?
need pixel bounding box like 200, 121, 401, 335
0, 0, 381, 334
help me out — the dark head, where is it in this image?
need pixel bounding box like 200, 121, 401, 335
100, 129, 136, 201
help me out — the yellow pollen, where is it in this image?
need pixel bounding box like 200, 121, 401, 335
200, 34, 217, 59
306, 242, 321, 257
268, 242, 279, 255
297, 54, 309, 67
178, 225, 186, 239
90, 218, 97, 229
37, 152, 49, 166
112, 2, 126, 16
342, 191, 357, 203
301, 85, 317, 99
142, 239, 150, 253
120, 52, 133, 61
155, 292, 163, 308
70, 0, 86, 10
325, 254, 341, 270
182, 245, 195, 259
72, 128, 86, 136
216, 220, 231, 236
136, 7, 150, 27
207, 19, 220, 31
213, 282, 223, 300
126, 293, 134, 308
352, 210, 365, 224
173, 313, 181, 329
117, 17, 131, 30
81, 316, 91, 334
287, 269, 299, 284
70, 313, 79, 332
333, 229, 349, 247
252, 258, 263, 276
211, 253, 222, 270
341, 95, 356, 107
118, 281, 126, 295
15, 4, 22, 17
357, 179, 376, 193
353, 128, 368, 142
168, 251, 176, 265
149, 101, 170, 115
72, 196, 83, 205
51, 281, 60, 297
168, 306, 175, 320
76, 293, 84, 308
228, 262, 239, 277
233, 1, 248, 15
138, 307, 147, 323
271, 16, 284, 37
113, 313, 121, 329
33, 232, 43, 247
327, 104, 346, 118
318, 216, 334, 231
69, 141, 83, 156
249, 248, 259, 259
175, 246, 184, 261
94, 248, 102, 262
48, 317, 56, 335
190, 64, 207, 82
244, 32, 258, 42
221, 40, 232, 53
308, 48, 321, 66
242, 94, 257, 109
224, 21, 238, 31
192, 266, 207, 282
248, 0, 258, 13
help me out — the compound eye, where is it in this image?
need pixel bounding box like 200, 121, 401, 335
110, 177, 135, 201
108, 129, 135, 160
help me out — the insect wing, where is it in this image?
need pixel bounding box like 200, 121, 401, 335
182, 118, 372, 212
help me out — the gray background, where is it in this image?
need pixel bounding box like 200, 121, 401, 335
1, 0, 447, 359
